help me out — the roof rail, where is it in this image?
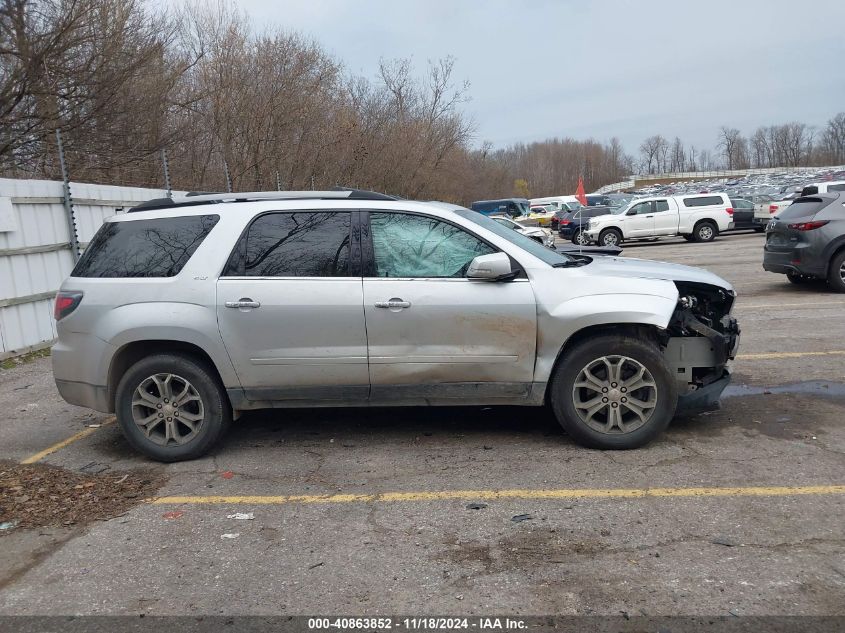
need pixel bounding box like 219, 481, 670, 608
128, 188, 397, 213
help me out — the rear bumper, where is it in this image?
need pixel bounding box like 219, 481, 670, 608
763, 246, 826, 277
55, 379, 110, 412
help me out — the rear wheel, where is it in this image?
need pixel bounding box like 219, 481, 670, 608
693, 221, 717, 242
572, 230, 589, 246
598, 228, 622, 247
115, 353, 231, 462
828, 251, 845, 293
549, 334, 677, 449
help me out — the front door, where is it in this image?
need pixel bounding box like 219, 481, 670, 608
624, 201, 656, 237
217, 210, 369, 403
361, 211, 537, 404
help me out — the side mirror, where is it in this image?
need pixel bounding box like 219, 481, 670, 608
626, 209, 637, 216
467, 252, 514, 280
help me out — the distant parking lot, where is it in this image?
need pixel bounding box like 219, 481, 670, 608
1, 230, 844, 616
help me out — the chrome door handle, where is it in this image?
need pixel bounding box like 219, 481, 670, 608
374, 299, 411, 309
225, 298, 261, 309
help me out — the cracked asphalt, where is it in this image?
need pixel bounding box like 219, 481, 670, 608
1, 231, 844, 616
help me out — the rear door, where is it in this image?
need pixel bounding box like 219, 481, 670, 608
651, 198, 678, 234
216, 210, 369, 402
361, 210, 537, 403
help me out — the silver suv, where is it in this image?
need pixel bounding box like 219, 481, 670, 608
52, 190, 740, 461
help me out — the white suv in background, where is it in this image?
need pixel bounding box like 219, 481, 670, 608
583, 193, 735, 246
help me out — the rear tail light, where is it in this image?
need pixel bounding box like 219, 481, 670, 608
787, 220, 829, 231
561, 220, 570, 225
725, 207, 734, 215
54, 291, 83, 321
769, 204, 778, 214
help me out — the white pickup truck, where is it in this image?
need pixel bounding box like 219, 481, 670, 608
583, 193, 735, 246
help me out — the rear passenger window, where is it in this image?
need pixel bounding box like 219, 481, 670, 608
683, 196, 725, 207
234, 212, 350, 277
72, 215, 219, 278
655, 200, 669, 212
829, 184, 845, 192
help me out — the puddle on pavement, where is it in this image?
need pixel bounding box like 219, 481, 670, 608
723, 380, 845, 400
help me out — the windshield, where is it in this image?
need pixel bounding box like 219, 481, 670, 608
456, 209, 573, 266
611, 202, 631, 214
517, 202, 531, 216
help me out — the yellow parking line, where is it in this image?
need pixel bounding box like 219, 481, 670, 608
20, 418, 115, 464
152, 484, 845, 506
738, 350, 845, 360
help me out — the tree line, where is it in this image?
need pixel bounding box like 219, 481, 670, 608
1, 0, 842, 203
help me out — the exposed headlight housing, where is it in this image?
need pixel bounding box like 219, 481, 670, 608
678, 295, 698, 309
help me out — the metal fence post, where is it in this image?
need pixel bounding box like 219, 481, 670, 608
161, 148, 172, 197
56, 129, 81, 262
223, 159, 233, 193
276, 171, 281, 191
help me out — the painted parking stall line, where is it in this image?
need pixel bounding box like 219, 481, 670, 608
20, 418, 115, 464
152, 484, 845, 506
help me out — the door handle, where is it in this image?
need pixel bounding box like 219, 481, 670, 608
375, 298, 411, 309
225, 298, 261, 309
645, 215, 653, 218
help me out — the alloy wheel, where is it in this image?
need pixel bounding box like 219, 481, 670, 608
131, 373, 205, 446
571, 355, 657, 434
699, 225, 713, 240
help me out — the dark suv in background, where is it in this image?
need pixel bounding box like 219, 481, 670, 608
558, 207, 614, 245
763, 192, 845, 291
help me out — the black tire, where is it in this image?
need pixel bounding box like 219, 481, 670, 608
827, 250, 845, 293
598, 228, 622, 247
571, 230, 589, 246
115, 353, 231, 462
549, 334, 677, 450
692, 221, 718, 242
754, 227, 765, 233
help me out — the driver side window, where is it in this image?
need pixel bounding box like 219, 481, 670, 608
369, 212, 495, 278
630, 201, 652, 215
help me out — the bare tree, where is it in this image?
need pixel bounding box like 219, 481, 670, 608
638, 135, 666, 174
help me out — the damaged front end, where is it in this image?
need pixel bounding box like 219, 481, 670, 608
661, 281, 741, 413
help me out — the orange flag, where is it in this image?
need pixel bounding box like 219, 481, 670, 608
575, 177, 588, 206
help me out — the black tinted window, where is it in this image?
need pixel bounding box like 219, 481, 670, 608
237, 212, 350, 277
683, 196, 724, 207
829, 184, 845, 192
72, 215, 219, 278
777, 198, 833, 220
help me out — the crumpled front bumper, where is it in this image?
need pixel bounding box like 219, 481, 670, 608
676, 371, 732, 413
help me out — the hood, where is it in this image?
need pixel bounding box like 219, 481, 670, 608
583, 255, 734, 291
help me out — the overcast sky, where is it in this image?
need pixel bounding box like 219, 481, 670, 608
227, 0, 844, 153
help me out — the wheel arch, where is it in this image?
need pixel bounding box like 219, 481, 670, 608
541, 323, 665, 405
107, 340, 229, 413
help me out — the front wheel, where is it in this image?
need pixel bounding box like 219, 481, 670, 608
115, 353, 232, 462
549, 335, 677, 449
